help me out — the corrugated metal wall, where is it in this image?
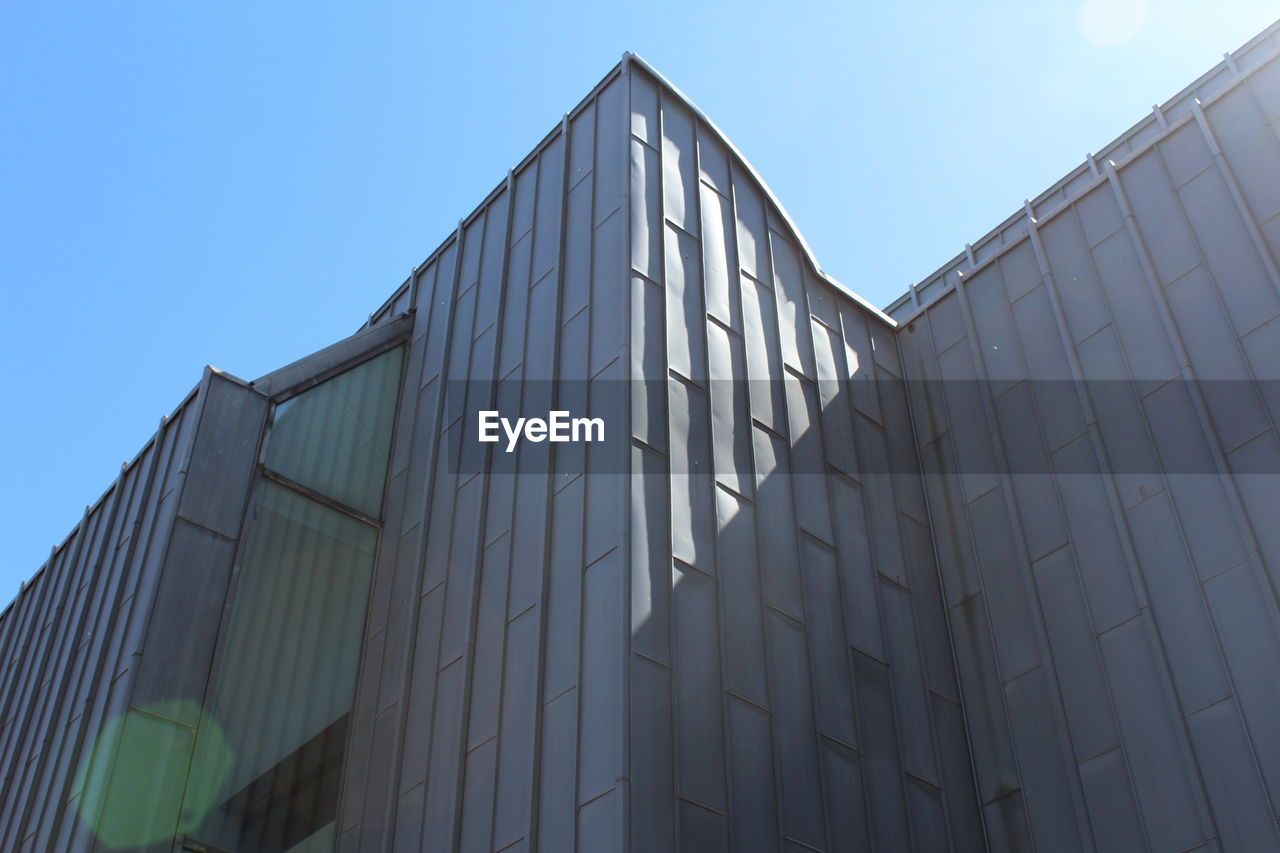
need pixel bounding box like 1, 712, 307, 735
343, 57, 983, 852
884, 21, 1280, 322
0, 369, 268, 851
894, 37, 1280, 852
621, 61, 981, 853
335, 62, 632, 852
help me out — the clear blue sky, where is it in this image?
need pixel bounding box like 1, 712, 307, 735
3, 0, 1277, 592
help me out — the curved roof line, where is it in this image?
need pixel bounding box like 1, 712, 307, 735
623, 52, 897, 328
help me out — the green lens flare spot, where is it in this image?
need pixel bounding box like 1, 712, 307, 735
75, 700, 232, 848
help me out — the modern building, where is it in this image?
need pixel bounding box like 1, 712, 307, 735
6, 18, 1280, 853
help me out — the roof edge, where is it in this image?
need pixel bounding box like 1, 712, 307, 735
622, 52, 898, 329
882, 15, 1280, 321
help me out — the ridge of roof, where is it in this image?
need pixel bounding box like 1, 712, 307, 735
366, 52, 899, 330
622, 53, 898, 328
883, 15, 1280, 322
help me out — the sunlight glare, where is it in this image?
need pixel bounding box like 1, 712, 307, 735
1078, 0, 1149, 47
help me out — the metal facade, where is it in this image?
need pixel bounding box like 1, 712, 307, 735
891, 24, 1280, 853
5, 18, 1280, 853
0, 369, 268, 851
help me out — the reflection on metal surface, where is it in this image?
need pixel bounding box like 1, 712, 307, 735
75, 700, 232, 848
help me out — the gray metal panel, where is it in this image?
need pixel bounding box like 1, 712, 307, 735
537, 688, 579, 852
629, 655, 675, 853
337, 65, 638, 852
671, 560, 727, 810
828, 474, 885, 659
1178, 165, 1280, 335
1050, 435, 1141, 631
128, 519, 236, 711
799, 537, 857, 748
0, 377, 206, 848
578, 547, 625, 805
850, 648, 912, 850
252, 312, 414, 399
932, 694, 985, 853
1030, 547, 1118, 763
1004, 666, 1086, 851
1100, 617, 1209, 852
669, 379, 715, 570
707, 319, 754, 497
1126, 492, 1231, 711
883, 21, 1280, 320
967, 488, 1041, 680
1077, 748, 1146, 853
1121, 149, 1203, 286
1185, 698, 1280, 851
492, 606, 540, 846
899, 45, 1280, 842
751, 425, 804, 619
577, 787, 624, 853
177, 371, 268, 537
614, 59, 980, 853
1202, 562, 1280, 812
879, 579, 940, 784
765, 609, 826, 851
725, 695, 781, 853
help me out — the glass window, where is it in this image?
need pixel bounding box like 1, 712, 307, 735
178, 345, 405, 852
191, 481, 376, 852
264, 346, 403, 518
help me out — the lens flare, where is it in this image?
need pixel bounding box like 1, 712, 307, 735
75, 700, 232, 848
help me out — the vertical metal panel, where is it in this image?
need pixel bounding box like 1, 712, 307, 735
1030, 547, 1119, 763
707, 320, 753, 497
713, 486, 768, 706
765, 609, 826, 850
967, 489, 1040, 679
666, 224, 706, 381
725, 695, 780, 853
850, 649, 912, 851
932, 694, 985, 853
768, 232, 816, 379
0, 368, 246, 849
902, 42, 1280, 843
669, 379, 714, 570
1185, 698, 1280, 851
1100, 617, 1209, 852
671, 560, 727, 810
628, 655, 674, 853
798, 538, 856, 748
620, 59, 980, 853
1179, 164, 1280, 334
537, 688, 578, 851
1202, 562, 1280, 812
1077, 748, 1147, 853
983, 788, 1034, 845
701, 184, 739, 330
1127, 491, 1232, 711
577, 547, 625, 805
1004, 667, 1086, 852
879, 580, 941, 784
828, 474, 884, 658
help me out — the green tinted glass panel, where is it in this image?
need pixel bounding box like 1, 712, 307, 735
264, 346, 403, 517
75, 701, 232, 849
193, 481, 377, 851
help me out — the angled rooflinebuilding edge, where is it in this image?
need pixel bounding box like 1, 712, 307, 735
361, 51, 896, 339
885, 15, 1280, 324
